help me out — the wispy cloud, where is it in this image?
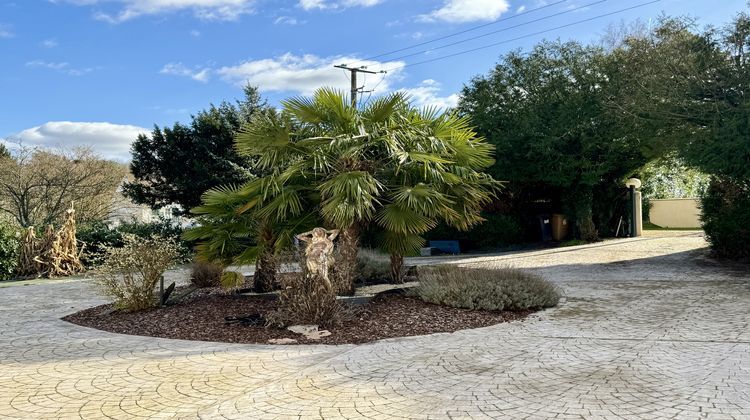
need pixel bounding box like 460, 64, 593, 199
0, 24, 13, 39
419, 0, 510, 23
41, 38, 59, 48
298, 0, 383, 11
52, 0, 255, 23
160, 62, 211, 82
274, 16, 302, 25
26, 60, 97, 76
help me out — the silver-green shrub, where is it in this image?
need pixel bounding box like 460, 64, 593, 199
412, 265, 560, 311
355, 248, 391, 283
97, 235, 179, 311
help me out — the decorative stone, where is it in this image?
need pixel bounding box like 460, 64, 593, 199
267, 338, 297, 345
287, 325, 319, 335
287, 325, 332, 340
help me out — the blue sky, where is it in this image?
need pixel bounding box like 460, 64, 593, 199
1, 0, 746, 160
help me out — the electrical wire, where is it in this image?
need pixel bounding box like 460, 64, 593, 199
381, 0, 607, 64
361, 0, 571, 62
384, 0, 662, 71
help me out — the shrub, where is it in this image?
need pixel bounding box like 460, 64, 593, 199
355, 248, 391, 284
0, 222, 19, 280
97, 235, 179, 311
78, 218, 192, 267
190, 261, 223, 288
412, 265, 561, 311
701, 177, 750, 259
265, 270, 348, 328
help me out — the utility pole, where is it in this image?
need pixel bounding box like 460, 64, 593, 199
334, 64, 381, 108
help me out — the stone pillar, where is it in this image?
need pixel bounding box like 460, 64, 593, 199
634, 191, 643, 237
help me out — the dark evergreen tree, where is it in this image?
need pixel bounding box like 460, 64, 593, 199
123, 85, 270, 214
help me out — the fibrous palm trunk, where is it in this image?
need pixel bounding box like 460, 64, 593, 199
253, 248, 277, 292
253, 225, 277, 293
389, 254, 404, 283
334, 224, 358, 295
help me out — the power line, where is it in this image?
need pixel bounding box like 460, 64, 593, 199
361, 0, 571, 62
382, 0, 607, 64
385, 0, 662, 71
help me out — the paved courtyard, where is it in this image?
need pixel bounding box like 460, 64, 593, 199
1, 231, 749, 419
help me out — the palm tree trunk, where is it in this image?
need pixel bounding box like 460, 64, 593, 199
253, 248, 277, 293
334, 224, 358, 295
253, 224, 277, 293
389, 254, 404, 283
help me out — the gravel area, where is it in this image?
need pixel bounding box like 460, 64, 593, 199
63, 289, 532, 345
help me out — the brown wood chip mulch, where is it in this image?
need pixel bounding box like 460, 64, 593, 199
62, 289, 533, 345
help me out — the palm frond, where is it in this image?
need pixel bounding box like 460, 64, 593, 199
374, 203, 436, 235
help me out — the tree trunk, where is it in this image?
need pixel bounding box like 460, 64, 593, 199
253, 248, 277, 293
253, 224, 277, 293
333, 224, 358, 296
389, 254, 404, 284
570, 186, 599, 242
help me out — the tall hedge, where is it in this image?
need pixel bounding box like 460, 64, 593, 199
701, 178, 750, 259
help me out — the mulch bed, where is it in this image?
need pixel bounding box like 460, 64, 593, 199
62, 289, 533, 345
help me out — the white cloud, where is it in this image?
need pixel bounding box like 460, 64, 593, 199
10, 122, 150, 161
41, 38, 59, 48
217, 53, 404, 96
400, 79, 459, 110
160, 62, 210, 82
419, 0, 510, 23
298, 0, 383, 11
53, 0, 254, 23
26, 60, 97, 76
516, 5, 526, 13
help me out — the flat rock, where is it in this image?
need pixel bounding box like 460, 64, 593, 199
287, 325, 332, 340
267, 338, 298, 345
287, 324, 319, 335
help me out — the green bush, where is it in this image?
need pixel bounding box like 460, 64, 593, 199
78, 218, 192, 267
412, 265, 561, 311
701, 178, 750, 259
0, 222, 19, 280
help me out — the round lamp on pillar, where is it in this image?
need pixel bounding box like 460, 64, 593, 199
625, 178, 642, 237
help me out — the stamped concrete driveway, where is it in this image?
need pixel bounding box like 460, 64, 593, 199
1, 231, 749, 419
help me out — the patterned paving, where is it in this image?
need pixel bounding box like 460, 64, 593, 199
1, 231, 749, 419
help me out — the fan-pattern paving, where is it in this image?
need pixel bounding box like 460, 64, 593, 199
1, 231, 749, 419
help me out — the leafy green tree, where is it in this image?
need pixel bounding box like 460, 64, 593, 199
123, 85, 269, 215
190, 89, 498, 292
459, 41, 649, 239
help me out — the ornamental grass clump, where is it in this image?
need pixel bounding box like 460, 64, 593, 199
189, 261, 223, 288
97, 235, 179, 311
413, 265, 561, 311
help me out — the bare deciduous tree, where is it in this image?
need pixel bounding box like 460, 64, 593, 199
0, 143, 127, 227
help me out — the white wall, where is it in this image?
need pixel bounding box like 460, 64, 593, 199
649, 198, 701, 228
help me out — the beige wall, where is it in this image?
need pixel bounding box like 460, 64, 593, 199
649, 198, 701, 228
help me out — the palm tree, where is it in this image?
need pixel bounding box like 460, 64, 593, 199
238, 89, 500, 286
193, 88, 499, 293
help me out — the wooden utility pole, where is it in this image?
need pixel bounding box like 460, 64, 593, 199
334, 64, 379, 107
